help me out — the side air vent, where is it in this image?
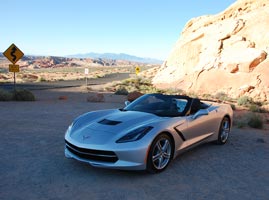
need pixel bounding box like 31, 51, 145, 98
98, 119, 122, 125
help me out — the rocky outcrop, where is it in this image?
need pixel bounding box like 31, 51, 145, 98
152, 0, 269, 102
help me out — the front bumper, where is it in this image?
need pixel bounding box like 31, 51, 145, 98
65, 140, 148, 170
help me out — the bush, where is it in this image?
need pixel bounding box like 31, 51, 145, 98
187, 91, 198, 98
234, 120, 246, 128
248, 104, 262, 113
202, 93, 213, 100
0, 89, 35, 101
38, 77, 47, 82
13, 89, 35, 101
247, 113, 263, 129
215, 92, 229, 101
230, 104, 236, 111
0, 89, 13, 101
165, 88, 184, 95
237, 96, 253, 106
112, 78, 164, 94
234, 112, 264, 129
237, 96, 264, 113
114, 86, 129, 95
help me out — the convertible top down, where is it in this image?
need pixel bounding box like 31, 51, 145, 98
65, 93, 233, 173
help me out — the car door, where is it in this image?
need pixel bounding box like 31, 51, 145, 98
181, 109, 218, 147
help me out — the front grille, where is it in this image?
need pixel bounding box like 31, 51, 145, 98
65, 140, 118, 163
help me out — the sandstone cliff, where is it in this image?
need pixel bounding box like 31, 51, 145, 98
152, 0, 269, 101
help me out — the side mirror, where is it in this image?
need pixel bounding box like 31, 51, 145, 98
125, 101, 131, 106
192, 109, 209, 120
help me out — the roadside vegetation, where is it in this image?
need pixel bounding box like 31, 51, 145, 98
234, 112, 264, 129
108, 78, 165, 94
0, 88, 35, 101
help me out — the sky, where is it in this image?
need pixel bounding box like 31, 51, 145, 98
1, 0, 236, 60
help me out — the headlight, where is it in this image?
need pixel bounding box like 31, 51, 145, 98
116, 126, 153, 143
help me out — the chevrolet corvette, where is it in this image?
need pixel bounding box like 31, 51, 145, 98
65, 93, 233, 173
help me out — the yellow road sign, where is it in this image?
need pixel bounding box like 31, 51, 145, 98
9, 64, 20, 72
3, 43, 24, 64
135, 66, 140, 75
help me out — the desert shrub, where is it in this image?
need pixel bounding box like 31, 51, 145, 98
248, 104, 262, 113
13, 89, 35, 101
247, 113, 263, 129
113, 78, 162, 94
215, 92, 228, 101
144, 87, 164, 94
234, 112, 264, 129
0, 89, 13, 101
237, 96, 264, 113
202, 93, 213, 100
93, 74, 105, 78
114, 86, 129, 95
0, 88, 35, 101
234, 120, 246, 128
187, 91, 198, 98
164, 88, 184, 95
230, 104, 236, 111
237, 96, 253, 106
38, 77, 47, 82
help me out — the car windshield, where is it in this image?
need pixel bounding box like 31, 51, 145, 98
124, 94, 191, 117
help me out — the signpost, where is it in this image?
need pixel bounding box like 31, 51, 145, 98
3, 43, 24, 91
85, 68, 89, 86
9, 64, 20, 72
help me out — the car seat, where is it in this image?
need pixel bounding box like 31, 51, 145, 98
190, 98, 201, 115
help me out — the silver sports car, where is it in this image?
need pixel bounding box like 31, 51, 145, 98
65, 93, 233, 173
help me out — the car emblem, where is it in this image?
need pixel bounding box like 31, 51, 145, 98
83, 135, 91, 140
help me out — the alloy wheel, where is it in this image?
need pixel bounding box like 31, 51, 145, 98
152, 137, 172, 170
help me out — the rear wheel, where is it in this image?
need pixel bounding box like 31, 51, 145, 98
147, 133, 173, 173
217, 117, 230, 144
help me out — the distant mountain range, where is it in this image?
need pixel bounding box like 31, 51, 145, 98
67, 52, 163, 64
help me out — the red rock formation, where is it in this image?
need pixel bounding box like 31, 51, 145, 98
153, 0, 269, 102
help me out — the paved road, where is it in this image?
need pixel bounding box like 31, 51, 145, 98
0, 90, 268, 200
0, 72, 130, 91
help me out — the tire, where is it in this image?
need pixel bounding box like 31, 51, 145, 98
217, 117, 231, 145
147, 133, 173, 173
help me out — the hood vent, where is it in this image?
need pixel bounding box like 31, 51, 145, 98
98, 119, 122, 126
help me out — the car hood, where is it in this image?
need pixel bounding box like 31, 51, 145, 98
68, 110, 160, 145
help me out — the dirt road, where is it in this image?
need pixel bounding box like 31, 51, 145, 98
0, 89, 268, 200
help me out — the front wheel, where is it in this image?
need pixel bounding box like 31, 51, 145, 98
217, 117, 231, 145
147, 133, 173, 173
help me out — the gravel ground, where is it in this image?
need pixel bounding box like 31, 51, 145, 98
0, 89, 268, 200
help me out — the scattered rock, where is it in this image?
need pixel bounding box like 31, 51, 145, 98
127, 91, 143, 102
58, 96, 68, 100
